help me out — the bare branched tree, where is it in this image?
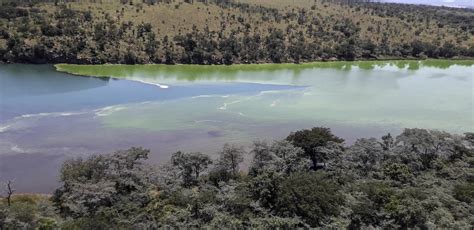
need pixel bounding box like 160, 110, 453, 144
6, 180, 15, 207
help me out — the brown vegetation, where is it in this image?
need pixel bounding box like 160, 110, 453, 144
0, 0, 473, 64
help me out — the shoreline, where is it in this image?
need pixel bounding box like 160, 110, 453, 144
1, 57, 474, 66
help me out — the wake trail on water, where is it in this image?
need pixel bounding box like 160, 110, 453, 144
129, 79, 169, 89
18, 112, 86, 119
0, 111, 88, 133
94, 105, 128, 117
0, 104, 135, 133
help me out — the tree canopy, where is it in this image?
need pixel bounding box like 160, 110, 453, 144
1, 127, 473, 228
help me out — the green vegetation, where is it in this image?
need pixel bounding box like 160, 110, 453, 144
1, 0, 473, 64
54, 59, 474, 81
1, 127, 473, 228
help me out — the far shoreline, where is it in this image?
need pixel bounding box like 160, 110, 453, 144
2, 56, 474, 67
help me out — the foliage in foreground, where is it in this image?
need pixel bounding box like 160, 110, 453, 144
1, 127, 473, 229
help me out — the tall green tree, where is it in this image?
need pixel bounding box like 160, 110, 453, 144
216, 143, 244, 176
276, 172, 344, 227
286, 127, 344, 170
171, 151, 213, 187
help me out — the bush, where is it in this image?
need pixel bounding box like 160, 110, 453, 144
453, 183, 474, 203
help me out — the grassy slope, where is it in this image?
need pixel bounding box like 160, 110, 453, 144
47, 0, 473, 45
0, 0, 473, 63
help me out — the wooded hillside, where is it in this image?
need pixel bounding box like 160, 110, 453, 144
0, 0, 473, 64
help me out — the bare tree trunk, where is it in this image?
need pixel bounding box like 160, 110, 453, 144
6, 180, 14, 207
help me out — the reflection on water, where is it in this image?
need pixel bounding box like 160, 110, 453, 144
56, 59, 474, 82
1, 60, 473, 192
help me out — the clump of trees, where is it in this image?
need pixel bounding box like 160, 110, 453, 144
1, 127, 473, 228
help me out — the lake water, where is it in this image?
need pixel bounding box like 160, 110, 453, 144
1, 60, 473, 192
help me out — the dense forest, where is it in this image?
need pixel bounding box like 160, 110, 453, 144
0, 0, 473, 64
1, 127, 473, 228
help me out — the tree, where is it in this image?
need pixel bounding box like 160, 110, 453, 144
349, 181, 396, 228
216, 144, 244, 176
384, 188, 430, 229
395, 128, 459, 170
286, 127, 344, 170
172, 151, 213, 187
5, 181, 15, 207
270, 140, 308, 174
249, 140, 308, 175
208, 144, 244, 186
248, 170, 283, 210
337, 38, 359, 60
249, 141, 275, 175
439, 42, 458, 58
383, 163, 413, 184
380, 133, 394, 150
288, 32, 306, 63
52, 147, 154, 228
347, 138, 384, 176
275, 172, 344, 227
123, 50, 138, 64
410, 40, 426, 57
265, 29, 286, 63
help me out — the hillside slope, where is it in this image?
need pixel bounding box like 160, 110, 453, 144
0, 0, 473, 64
